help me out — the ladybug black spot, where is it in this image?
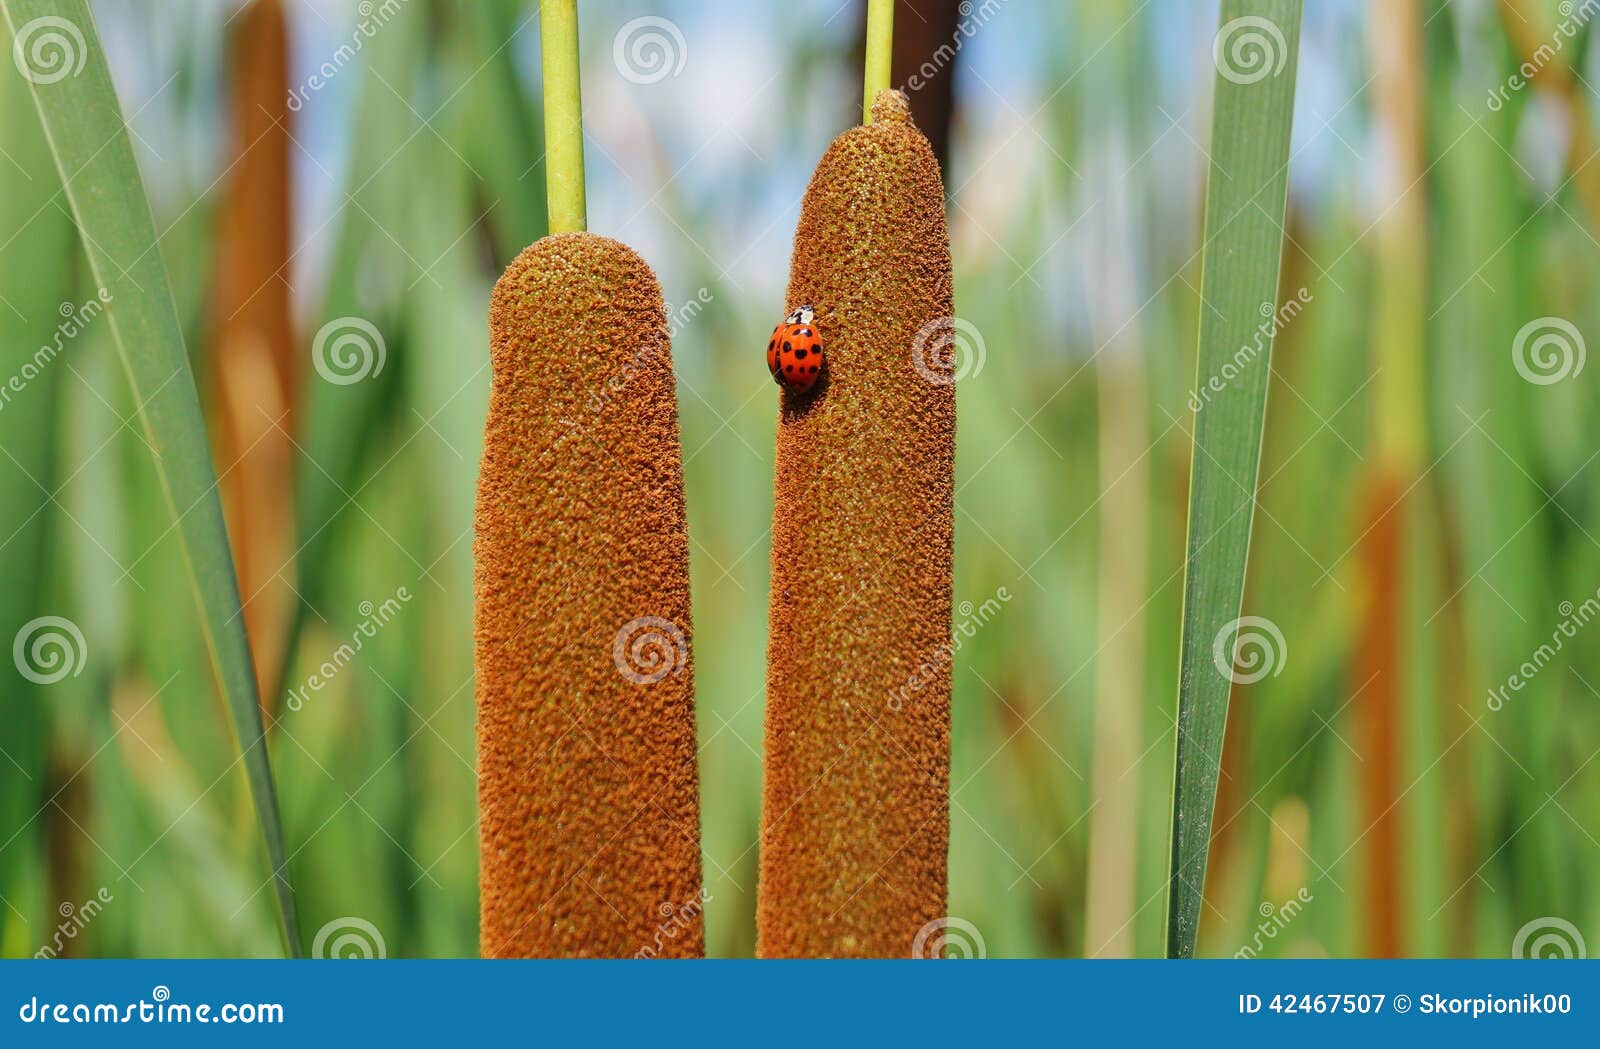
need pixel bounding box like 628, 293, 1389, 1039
783, 341, 792, 352
809, 365, 818, 373
795, 349, 808, 360
768, 339, 775, 351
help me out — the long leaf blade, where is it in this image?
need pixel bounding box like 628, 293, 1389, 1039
1165, 0, 1303, 959
0, 0, 299, 954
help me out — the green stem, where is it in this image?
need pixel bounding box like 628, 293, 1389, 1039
863, 0, 894, 124
540, 0, 586, 234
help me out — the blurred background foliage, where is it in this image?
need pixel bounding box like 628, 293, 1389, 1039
1, 0, 1598, 959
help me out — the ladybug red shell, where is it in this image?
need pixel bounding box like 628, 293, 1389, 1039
767, 304, 825, 393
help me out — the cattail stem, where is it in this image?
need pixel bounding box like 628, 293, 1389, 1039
863, 0, 895, 124
539, 0, 587, 233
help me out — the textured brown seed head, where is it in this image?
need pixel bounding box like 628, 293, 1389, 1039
758, 90, 955, 958
476, 232, 703, 958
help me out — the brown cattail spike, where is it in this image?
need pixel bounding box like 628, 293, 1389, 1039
212, 0, 296, 714
758, 89, 955, 958
476, 232, 703, 958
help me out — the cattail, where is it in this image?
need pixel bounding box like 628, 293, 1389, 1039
476, 233, 703, 958
211, 0, 296, 713
758, 88, 955, 958
1356, 0, 1426, 958
474, 1, 702, 959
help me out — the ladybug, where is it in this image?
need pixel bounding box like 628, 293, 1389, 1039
767, 304, 825, 393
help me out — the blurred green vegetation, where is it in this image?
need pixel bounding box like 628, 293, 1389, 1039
1, 0, 1598, 960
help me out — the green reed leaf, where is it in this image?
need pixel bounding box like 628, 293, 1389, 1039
1166, 0, 1303, 959
0, 0, 299, 955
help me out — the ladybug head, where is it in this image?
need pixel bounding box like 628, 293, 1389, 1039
785, 304, 816, 327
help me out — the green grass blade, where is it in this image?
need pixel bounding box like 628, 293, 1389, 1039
1165, 0, 1302, 959
0, 0, 299, 954
0, 14, 74, 930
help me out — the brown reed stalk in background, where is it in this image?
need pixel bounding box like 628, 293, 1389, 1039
882, 0, 963, 170
758, 90, 955, 958
475, 234, 703, 958
209, 0, 297, 713
1357, 0, 1429, 958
